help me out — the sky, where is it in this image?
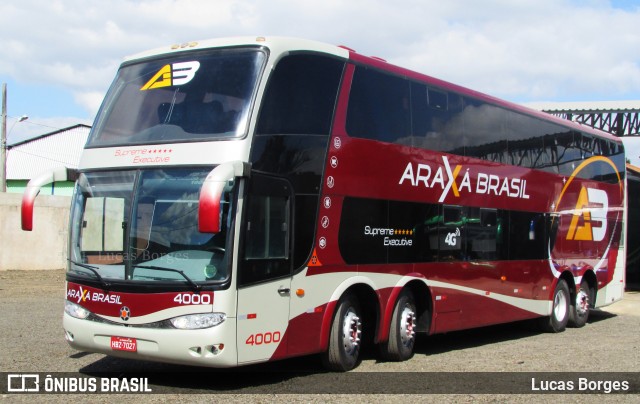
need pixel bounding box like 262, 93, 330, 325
1, 0, 639, 163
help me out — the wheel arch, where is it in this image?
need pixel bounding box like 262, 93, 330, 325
378, 278, 432, 342
579, 270, 598, 309
556, 270, 576, 299
319, 277, 380, 352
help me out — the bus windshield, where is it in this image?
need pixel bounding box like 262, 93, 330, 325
87, 47, 266, 147
68, 168, 235, 285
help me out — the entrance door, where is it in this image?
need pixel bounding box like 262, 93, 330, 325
236, 174, 293, 364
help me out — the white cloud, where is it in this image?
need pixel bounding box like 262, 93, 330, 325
622, 137, 640, 166
73, 91, 106, 118
1, 0, 639, 119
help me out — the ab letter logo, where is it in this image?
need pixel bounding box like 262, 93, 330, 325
566, 187, 608, 242
141, 61, 200, 90
552, 156, 623, 251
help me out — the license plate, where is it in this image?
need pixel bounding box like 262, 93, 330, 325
110, 336, 137, 352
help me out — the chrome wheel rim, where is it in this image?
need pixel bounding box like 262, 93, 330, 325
341, 309, 361, 356
399, 305, 416, 347
554, 288, 568, 322
575, 288, 589, 316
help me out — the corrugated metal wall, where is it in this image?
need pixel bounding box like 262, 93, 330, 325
6, 124, 89, 195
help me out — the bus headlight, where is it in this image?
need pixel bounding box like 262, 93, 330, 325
170, 313, 226, 329
65, 300, 91, 319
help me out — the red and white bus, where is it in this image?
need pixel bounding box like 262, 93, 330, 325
22, 37, 626, 371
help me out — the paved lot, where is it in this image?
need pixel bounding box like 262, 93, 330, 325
1, 269, 639, 402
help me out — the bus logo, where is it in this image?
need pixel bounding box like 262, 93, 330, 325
552, 156, 622, 249
141, 61, 201, 90
120, 306, 131, 321
566, 187, 608, 242
399, 155, 529, 202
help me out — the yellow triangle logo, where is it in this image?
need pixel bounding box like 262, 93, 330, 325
141, 64, 172, 90
567, 187, 593, 241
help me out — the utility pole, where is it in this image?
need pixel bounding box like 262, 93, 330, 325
1, 83, 7, 192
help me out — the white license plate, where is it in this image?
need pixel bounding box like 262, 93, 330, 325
110, 336, 137, 352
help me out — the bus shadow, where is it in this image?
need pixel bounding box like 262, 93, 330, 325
587, 308, 617, 323
412, 321, 540, 357
411, 311, 617, 357
77, 311, 618, 392
79, 354, 329, 393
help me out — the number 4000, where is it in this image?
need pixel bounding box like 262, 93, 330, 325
245, 331, 281, 345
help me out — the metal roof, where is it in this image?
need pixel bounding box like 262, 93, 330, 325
524, 100, 640, 113
524, 101, 640, 137
6, 124, 90, 180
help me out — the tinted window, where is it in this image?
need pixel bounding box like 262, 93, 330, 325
461, 98, 507, 156
346, 66, 410, 143
338, 197, 545, 265
343, 65, 623, 181
507, 211, 546, 260
88, 48, 266, 147
465, 207, 502, 261
257, 54, 344, 135
506, 113, 556, 169
410, 82, 465, 152
252, 53, 344, 271
240, 175, 292, 285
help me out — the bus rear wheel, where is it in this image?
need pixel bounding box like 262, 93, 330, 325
569, 280, 592, 328
540, 279, 570, 333
322, 293, 362, 371
379, 289, 416, 361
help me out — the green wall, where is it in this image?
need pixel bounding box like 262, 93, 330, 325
7, 180, 75, 196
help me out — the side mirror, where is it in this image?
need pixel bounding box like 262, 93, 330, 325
198, 161, 250, 233
22, 167, 78, 231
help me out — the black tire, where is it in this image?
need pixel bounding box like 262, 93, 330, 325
379, 289, 417, 361
322, 294, 362, 371
569, 279, 592, 328
539, 279, 570, 333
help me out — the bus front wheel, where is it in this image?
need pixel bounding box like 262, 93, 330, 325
322, 293, 362, 371
379, 289, 416, 361
540, 279, 570, 333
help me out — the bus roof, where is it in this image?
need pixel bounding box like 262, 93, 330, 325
123, 36, 350, 63
124, 36, 622, 145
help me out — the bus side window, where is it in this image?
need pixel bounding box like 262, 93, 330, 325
256, 54, 344, 136
240, 174, 292, 286
346, 66, 410, 143
508, 211, 546, 260
410, 82, 464, 153
440, 205, 463, 261
466, 207, 499, 261
245, 195, 290, 260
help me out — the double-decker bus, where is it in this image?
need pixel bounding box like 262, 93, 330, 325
22, 37, 626, 371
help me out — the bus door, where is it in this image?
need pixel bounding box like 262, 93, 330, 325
236, 174, 293, 364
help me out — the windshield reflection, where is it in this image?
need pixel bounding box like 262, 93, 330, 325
69, 168, 234, 285
87, 48, 266, 147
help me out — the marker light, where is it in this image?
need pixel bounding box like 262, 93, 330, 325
65, 300, 90, 319
170, 313, 226, 330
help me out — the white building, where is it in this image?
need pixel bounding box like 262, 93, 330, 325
6, 124, 90, 195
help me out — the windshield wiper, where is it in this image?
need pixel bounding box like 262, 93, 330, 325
68, 259, 111, 290
133, 265, 201, 292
